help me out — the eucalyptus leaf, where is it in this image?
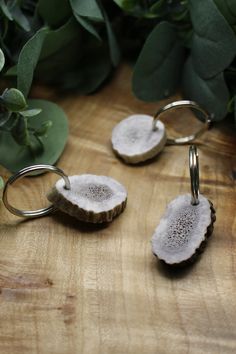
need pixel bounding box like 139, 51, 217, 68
35, 35, 82, 84
0, 0, 13, 20
17, 27, 49, 97
0, 48, 5, 72
37, 0, 71, 27
150, 0, 166, 16
40, 18, 79, 60
11, 115, 30, 146
112, 0, 141, 13
189, 0, 236, 79
0, 99, 68, 172
0, 110, 11, 127
73, 13, 101, 40
132, 21, 185, 101
34, 120, 52, 136
0, 176, 4, 189
70, 0, 104, 21
214, 0, 236, 31
2, 88, 27, 112
182, 57, 229, 121
10, 4, 31, 32
227, 95, 235, 113
19, 108, 42, 117
61, 42, 112, 93
103, 11, 120, 66
113, 0, 136, 10
5, 65, 17, 76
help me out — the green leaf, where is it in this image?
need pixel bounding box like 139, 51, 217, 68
37, 0, 71, 27
74, 13, 101, 40
0, 0, 13, 20
0, 176, 4, 190
214, 0, 236, 30
11, 115, 30, 146
61, 42, 112, 93
10, 4, 30, 31
5, 65, 17, 76
0, 48, 5, 72
17, 27, 49, 97
40, 18, 80, 60
189, 0, 236, 79
182, 57, 229, 121
0, 110, 11, 127
34, 120, 52, 136
2, 88, 27, 112
103, 11, 120, 66
19, 109, 42, 117
112, 0, 137, 11
70, 0, 104, 21
0, 99, 68, 172
35, 35, 82, 84
227, 95, 235, 113
132, 22, 185, 101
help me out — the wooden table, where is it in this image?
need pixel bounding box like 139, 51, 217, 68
0, 65, 236, 354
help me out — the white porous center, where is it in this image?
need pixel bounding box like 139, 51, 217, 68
112, 114, 166, 157
76, 183, 114, 202
164, 205, 199, 250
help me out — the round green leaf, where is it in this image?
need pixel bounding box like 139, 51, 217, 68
0, 99, 68, 172
2, 88, 27, 112
0, 48, 5, 72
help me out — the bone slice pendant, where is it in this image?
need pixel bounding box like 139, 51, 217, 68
111, 114, 167, 163
47, 174, 127, 223
151, 194, 216, 266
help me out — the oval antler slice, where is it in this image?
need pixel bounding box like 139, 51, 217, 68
112, 115, 167, 164
47, 175, 127, 223
152, 194, 216, 266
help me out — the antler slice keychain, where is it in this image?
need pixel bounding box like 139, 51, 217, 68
111, 100, 211, 164
3, 165, 127, 223
151, 146, 216, 266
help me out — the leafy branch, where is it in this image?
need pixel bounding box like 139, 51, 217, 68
0, 0, 236, 173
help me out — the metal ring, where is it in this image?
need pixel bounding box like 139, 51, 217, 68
152, 100, 211, 144
189, 145, 199, 205
2, 164, 71, 218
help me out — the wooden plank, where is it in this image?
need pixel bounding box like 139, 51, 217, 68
0, 64, 236, 354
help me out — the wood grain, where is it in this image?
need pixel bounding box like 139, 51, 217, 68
0, 64, 236, 354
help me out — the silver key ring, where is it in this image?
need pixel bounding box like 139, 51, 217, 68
2, 164, 71, 218
153, 100, 211, 144
189, 145, 199, 206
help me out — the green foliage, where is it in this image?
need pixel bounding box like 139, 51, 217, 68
0, 0, 13, 21
130, 0, 236, 120
182, 57, 229, 121
1, 88, 27, 111
0, 99, 68, 172
0, 49, 5, 72
38, 0, 71, 27
17, 27, 49, 97
70, 0, 104, 21
189, 0, 236, 79
0, 176, 4, 189
132, 21, 185, 100
0, 0, 236, 174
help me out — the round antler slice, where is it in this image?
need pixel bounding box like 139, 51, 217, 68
152, 194, 216, 266
111, 115, 167, 164
47, 175, 127, 223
